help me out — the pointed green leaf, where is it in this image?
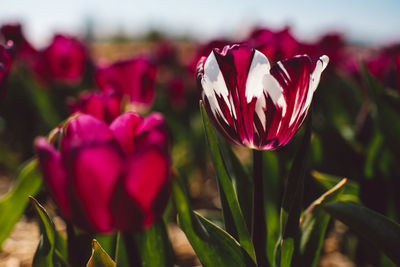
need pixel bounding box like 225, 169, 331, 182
200, 102, 255, 261
218, 137, 253, 231
173, 175, 256, 267
30, 196, 68, 267
293, 178, 347, 267
276, 117, 312, 267
95, 234, 117, 260
312, 171, 359, 203
87, 240, 116, 267
324, 202, 400, 265
0, 159, 42, 249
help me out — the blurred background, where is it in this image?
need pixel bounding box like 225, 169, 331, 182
3, 0, 400, 46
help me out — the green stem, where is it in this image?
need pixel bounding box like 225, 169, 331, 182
252, 149, 268, 266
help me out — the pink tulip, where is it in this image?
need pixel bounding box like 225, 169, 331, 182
245, 27, 300, 64
42, 34, 87, 83
35, 112, 170, 233
95, 57, 157, 109
197, 44, 328, 150
68, 90, 122, 124
0, 23, 37, 65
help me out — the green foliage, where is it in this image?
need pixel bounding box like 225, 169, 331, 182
293, 178, 347, 267
0, 160, 42, 249
173, 174, 256, 267
87, 240, 116, 267
324, 202, 400, 266
275, 117, 312, 267
200, 102, 255, 261
30, 196, 68, 267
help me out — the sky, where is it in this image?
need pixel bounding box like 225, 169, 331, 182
2, 0, 400, 47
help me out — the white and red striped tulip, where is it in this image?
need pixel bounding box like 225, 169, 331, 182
197, 44, 329, 150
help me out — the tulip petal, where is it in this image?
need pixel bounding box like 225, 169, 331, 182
67, 143, 124, 233
201, 45, 265, 147
62, 114, 115, 154
112, 148, 170, 231
109, 112, 143, 155
135, 112, 169, 152
95, 57, 157, 107
34, 137, 71, 218
254, 55, 313, 149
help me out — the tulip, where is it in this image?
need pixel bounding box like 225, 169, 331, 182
68, 90, 122, 124
0, 23, 37, 65
42, 34, 87, 83
197, 44, 329, 150
35, 112, 170, 233
0, 42, 13, 101
245, 27, 300, 64
95, 57, 157, 110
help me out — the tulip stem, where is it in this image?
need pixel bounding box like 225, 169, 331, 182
66, 222, 93, 266
252, 149, 268, 266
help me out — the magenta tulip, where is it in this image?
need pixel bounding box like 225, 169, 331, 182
245, 27, 300, 64
0, 23, 37, 65
68, 90, 122, 124
197, 44, 329, 150
42, 34, 87, 83
95, 57, 157, 109
35, 112, 170, 233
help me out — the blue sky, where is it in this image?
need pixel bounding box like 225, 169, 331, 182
2, 0, 400, 46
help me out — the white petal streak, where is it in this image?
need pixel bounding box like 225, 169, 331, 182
245, 50, 270, 103
264, 72, 287, 117
310, 55, 329, 93
302, 55, 329, 115
201, 51, 231, 124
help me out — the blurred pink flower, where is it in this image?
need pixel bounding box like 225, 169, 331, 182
245, 27, 300, 64
42, 34, 88, 83
0, 23, 37, 65
198, 44, 328, 150
95, 57, 157, 110
68, 90, 122, 124
35, 112, 171, 233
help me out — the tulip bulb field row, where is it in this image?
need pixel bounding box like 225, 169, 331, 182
0, 23, 400, 267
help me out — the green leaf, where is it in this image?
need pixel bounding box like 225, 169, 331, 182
293, 178, 347, 267
115, 221, 173, 267
95, 234, 117, 260
312, 171, 359, 203
200, 102, 255, 261
173, 174, 256, 267
30, 196, 68, 267
275, 117, 312, 266
323, 202, 400, 265
133, 220, 173, 267
87, 240, 116, 267
218, 137, 253, 231
0, 159, 42, 249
